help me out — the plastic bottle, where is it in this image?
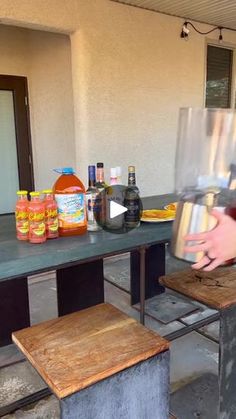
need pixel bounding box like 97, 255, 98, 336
15, 190, 29, 241
53, 167, 87, 236
28, 192, 46, 243
42, 189, 59, 239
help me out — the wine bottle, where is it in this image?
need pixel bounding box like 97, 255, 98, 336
124, 166, 140, 229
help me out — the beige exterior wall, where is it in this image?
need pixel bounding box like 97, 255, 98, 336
1, 0, 236, 195
0, 0, 78, 33
71, 0, 236, 194
0, 25, 75, 190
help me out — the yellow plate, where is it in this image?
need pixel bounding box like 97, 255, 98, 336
141, 209, 175, 223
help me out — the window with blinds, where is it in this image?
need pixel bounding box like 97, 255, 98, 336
205, 45, 233, 108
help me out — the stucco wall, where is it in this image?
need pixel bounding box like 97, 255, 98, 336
71, 0, 236, 194
0, 0, 78, 33
0, 25, 75, 190
1, 1, 236, 195
70, 1, 205, 194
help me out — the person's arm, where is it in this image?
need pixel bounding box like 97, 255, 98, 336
184, 209, 236, 271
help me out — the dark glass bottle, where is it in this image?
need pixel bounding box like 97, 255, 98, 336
124, 166, 140, 229
95, 162, 106, 226
85, 165, 102, 231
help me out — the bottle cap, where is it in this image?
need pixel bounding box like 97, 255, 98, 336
42, 189, 53, 194
30, 191, 40, 197
16, 190, 28, 195
110, 167, 117, 178
97, 162, 104, 168
53, 168, 74, 175
128, 166, 135, 173
88, 165, 96, 181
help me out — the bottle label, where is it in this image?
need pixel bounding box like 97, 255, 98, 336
45, 208, 58, 218
16, 210, 28, 220
29, 221, 46, 240
55, 193, 86, 228
28, 212, 44, 222
45, 208, 58, 238
106, 187, 124, 229
15, 210, 29, 239
124, 198, 140, 222
86, 194, 101, 223
128, 173, 136, 185
16, 219, 29, 238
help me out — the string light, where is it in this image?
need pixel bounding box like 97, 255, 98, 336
180, 21, 224, 43
219, 27, 223, 43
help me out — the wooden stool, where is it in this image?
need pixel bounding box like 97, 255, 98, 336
160, 267, 236, 419
12, 303, 170, 419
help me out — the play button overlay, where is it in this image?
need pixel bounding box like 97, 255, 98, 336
95, 185, 143, 234
110, 200, 127, 219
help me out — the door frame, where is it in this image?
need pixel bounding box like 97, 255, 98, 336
0, 75, 34, 193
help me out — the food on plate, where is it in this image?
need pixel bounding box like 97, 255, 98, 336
141, 209, 175, 220
164, 202, 178, 212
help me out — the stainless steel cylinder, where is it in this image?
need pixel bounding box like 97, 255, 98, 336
171, 200, 224, 263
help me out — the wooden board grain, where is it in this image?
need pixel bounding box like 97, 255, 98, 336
12, 303, 169, 399
160, 268, 236, 309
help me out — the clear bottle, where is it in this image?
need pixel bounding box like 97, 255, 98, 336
110, 168, 118, 185
15, 190, 29, 241
86, 166, 102, 231
53, 167, 87, 236
116, 166, 122, 184
95, 162, 106, 190
28, 192, 46, 243
42, 189, 59, 239
105, 168, 124, 230
124, 166, 140, 229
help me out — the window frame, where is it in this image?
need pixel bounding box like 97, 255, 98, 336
204, 39, 236, 109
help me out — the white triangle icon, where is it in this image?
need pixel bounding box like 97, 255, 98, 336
110, 200, 127, 219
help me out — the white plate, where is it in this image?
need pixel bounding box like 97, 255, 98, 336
141, 217, 175, 223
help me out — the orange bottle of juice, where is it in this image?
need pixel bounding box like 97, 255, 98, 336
53, 168, 87, 236
15, 190, 29, 241
28, 192, 46, 243
42, 189, 59, 239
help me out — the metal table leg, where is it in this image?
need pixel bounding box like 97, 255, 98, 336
0, 388, 51, 417
171, 304, 236, 418
139, 246, 146, 325
219, 304, 236, 418
57, 260, 104, 315
130, 243, 165, 305
0, 277, 30, 347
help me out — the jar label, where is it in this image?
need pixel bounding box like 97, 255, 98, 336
55, 193, 86, 228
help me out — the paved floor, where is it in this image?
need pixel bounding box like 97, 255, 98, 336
0, 251, 219, 418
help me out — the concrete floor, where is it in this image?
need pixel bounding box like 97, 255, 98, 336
0, 251, 219, 418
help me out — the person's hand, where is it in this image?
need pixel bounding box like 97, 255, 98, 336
184, 209, 236, 271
